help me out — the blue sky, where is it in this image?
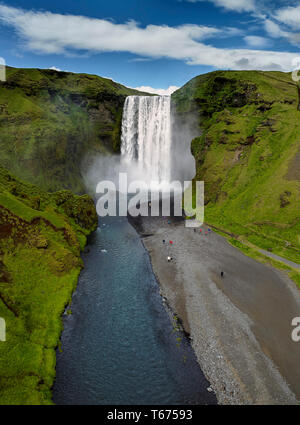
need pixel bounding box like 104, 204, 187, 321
0, 0, 299, 93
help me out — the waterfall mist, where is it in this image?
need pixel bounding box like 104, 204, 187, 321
82, 95, 197, 195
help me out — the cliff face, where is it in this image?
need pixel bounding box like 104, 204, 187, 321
0, 67, 142, 193
172, 71, 300, 266
0, 165, 98, 404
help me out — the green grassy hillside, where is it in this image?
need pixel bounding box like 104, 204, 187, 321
0, 165, 97, 404
0, 67, 142, 193
172, 71, 300, 269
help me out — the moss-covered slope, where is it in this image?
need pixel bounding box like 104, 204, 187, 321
0, 67, 142, 193
0, 165, 98, 404
172, 71, 300, 265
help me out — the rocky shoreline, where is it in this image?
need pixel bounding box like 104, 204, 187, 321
129, 214, 300, 405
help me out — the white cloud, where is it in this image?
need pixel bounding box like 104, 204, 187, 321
134, 86, 180, 96
274, 5, 300, 30
264, 18, 300, 46
186, 0, 256, 13
264, 19, 287, 38
244, 35, 271, 47
0, 4, 298, 72
49, 66, 62, 71
48, 65, 72, 72
0, 5, 221, 54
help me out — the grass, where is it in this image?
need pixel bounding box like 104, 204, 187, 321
172, 70, 300, 283
0, 165, 98, 404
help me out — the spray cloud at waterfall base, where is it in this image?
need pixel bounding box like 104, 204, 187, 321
95, 172, 204, 227
83, 95, 203, 225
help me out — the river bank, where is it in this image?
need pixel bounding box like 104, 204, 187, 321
0, 165, 98, 404
129, 214, 300, 405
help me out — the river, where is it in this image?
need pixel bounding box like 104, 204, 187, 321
52, 215, 216, 405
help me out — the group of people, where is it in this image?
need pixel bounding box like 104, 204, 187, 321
162, 239, 174, 262
193, 228, 212, 235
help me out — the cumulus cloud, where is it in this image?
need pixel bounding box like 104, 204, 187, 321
0, 5, 221, 54
186, 0, 256, 13
264, 19, 287, 38
0, 4, 298, 71
264, 18, 300, 46
187, 0, 300, 47
244, 35, 271, 47
48, 65, 72, 72
49, 66, 62, 71
134, 86, 180, 96
274, 5, 300, 30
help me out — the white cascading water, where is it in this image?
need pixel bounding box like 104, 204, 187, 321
121, 96, 172, 188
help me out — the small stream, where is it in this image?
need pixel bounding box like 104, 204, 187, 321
52, 216, 216, 405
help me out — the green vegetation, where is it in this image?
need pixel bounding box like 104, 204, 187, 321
0, 165, 98, 404
0, 67, 143, 193
1, 66, 299, 404
172, 71, 300, 278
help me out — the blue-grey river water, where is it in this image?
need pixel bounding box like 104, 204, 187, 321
52, 216, 216, 405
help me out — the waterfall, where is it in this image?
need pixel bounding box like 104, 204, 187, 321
121, 96, 172, 188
